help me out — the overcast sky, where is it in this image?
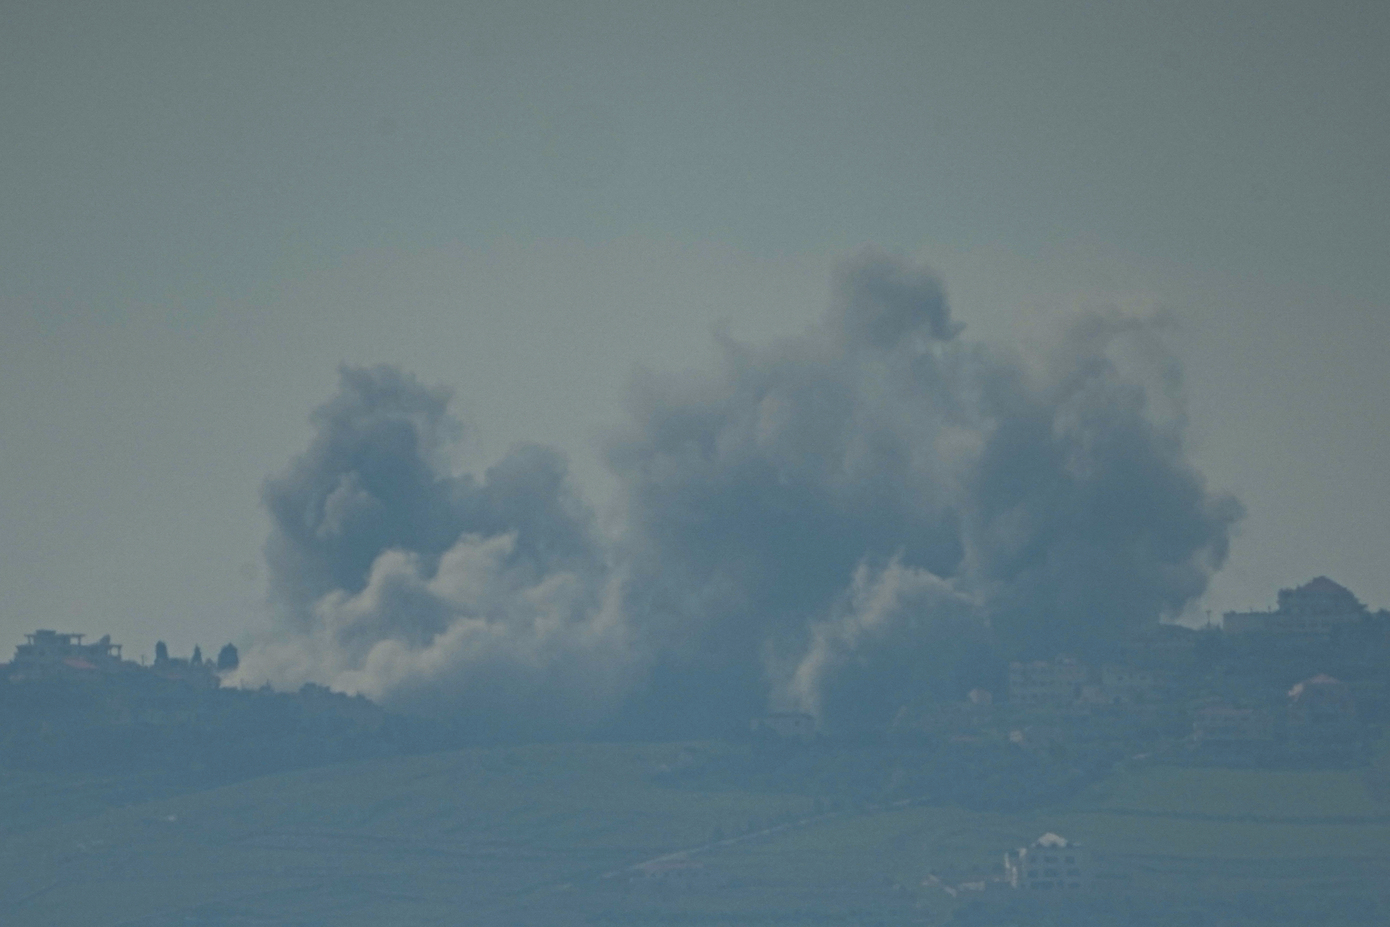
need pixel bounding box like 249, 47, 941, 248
2, 0, 1387, 660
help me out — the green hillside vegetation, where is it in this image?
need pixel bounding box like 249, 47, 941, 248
1071, 765, 1386, 819
2, 745, 1387, 926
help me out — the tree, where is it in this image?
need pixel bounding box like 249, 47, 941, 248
217, 643, 240, 672
191, 645, 202, 665
154, 641, 169, 664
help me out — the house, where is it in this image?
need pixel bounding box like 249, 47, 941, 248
1100, 665, 1157, 701
1004, 833, 1090, 891
1008, 657, 1087, 708
7, 630, 125, 681
1070, 665, 1162, 712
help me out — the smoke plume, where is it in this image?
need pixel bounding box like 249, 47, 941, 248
235, 251, 1241, 735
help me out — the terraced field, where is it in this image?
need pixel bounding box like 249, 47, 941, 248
1, 747, 1386, 925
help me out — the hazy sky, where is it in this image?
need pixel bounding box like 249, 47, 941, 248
3, 0, 1387, 660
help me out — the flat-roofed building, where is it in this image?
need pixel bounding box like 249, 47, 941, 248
1223, 577, 1366, 639
1008, 657, 1087, 708
8, 630, 124, 680
1004, 833, 1090, 891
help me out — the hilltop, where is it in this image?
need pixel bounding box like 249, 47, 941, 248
4, 577, 1390, 924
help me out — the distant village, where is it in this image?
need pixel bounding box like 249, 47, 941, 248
751, 577, 1390, 764
0, 626, 390, 781
3, 576, 1389, 910
746, 577, 1390, 901
7, 575, 1389, 773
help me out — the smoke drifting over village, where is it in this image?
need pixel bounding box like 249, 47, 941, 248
238, 253, 1242, 735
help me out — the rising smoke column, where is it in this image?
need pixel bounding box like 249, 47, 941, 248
239, 365, 633, 733
607, 251, 1241, 732
237, 253, 1240, 736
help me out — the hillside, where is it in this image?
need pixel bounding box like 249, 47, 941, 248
1, 744, 1387, 926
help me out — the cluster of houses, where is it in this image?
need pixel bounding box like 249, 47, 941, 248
1024, 577, 1380, 754
10, 577, 1386, 908
760, 578, 1387, 760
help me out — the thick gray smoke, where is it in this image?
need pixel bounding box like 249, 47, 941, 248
236, 252, 1240, 735
242, 366, 633, 732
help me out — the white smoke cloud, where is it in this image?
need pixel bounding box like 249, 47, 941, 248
234, 530, 635, 730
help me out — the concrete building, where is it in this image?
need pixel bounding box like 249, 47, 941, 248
1074, 665, 1160, 709
1004, 833, 1090, 891
1008, 657, 1087, 708
7, 629, 229, 690
1101, 665, 1157, 700
1223, 577, 1367, 639
7, 630, 124, 681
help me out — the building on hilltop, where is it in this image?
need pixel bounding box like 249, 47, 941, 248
1004, 833, 1090, 891
1278, 577, 1364, 616
7, 630, 125, 681
7, 630, 231, 690
1223, 577, 1367, 640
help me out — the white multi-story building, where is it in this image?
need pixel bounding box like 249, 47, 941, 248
1004, 833, 1090, 891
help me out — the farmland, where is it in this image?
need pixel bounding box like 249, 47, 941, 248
1, 744, 1387, 925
